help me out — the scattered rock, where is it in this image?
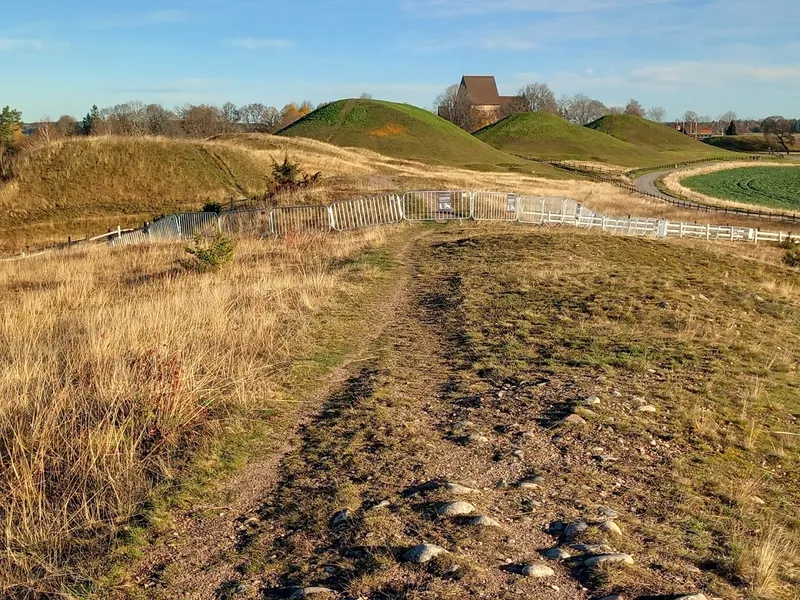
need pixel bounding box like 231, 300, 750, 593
495, 480, 509, 489
582, 396, 601, 406
512, 449, 525, 460
570, 543, 614, 554
466, 434, 489, 445
583, 553, 634, 567
453, 420, 475, 432
597, 506, 619, 519
564, 521, 589, 539
289, 587, 335, 598
612, 390, 623, 397
403, 544, 447, 564
750, 496, 766, 505
469, 515, 501, 528
438, 501, 476, 517
330, 510, 351, 527
518, 480, 540, 490
520, 564, 555, 578
369, 500, 391, 511
698, 294, 710, 302
543, 547, 571, 560
547, 521, 566, 534
674, 595, 708, 600
563, 414, 587, 426
444, 483, 477, 495
600, 521, 622, 536
637, 405, 657, 413
632, 396, 646, 404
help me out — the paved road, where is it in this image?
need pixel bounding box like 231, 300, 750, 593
635, 168, 680, 201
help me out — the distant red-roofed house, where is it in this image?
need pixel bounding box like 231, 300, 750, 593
438, 76, 519, 131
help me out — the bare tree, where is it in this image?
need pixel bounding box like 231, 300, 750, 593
558, 94, 608, 125
55, 115, 79, 137
681, 110, 699, 137
762, 116, 795, 152
240, 103, 281, 132
514, 82, 558, 114
359, 92, 373, 100
435, 84, 475, 131
145, 104, 179, 136
647, 107, 666, 123
178, 104, 224, 138
624, 99, 646, 117
220, 102, 242, 133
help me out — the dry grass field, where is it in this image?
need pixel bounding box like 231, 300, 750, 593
0, 229, 398, 597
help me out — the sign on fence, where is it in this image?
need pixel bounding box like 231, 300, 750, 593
403, 191, 470, 221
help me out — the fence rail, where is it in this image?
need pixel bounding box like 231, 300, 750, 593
3, 190, 799, 263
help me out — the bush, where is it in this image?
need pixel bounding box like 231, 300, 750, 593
266, 155, 321, 198
783, 246, 800, 268
203, 201, 223, 214
179, 233, 236, 273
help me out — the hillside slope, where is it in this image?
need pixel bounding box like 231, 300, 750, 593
475, 112, 648, 166
276, 99, 535, 172
586, 114, 732, 160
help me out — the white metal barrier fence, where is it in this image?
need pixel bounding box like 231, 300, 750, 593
402, 191, 471, 221
7, 191, 800, 262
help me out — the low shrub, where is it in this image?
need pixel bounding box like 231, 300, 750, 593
179, 233, 236, 272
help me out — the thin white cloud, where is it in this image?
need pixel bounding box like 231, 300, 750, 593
0, 38, 65, 51
404, 0, 676, 17
229, 37, 293, 50
86, 9, 188, 30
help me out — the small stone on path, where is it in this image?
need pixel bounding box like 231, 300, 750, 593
564, 521, 589, 538
582, 396, 601, 406
543, 547, 571, 560
637, 405, 657, 413
519, 564, 556, 578
444, 482, 477, 495
600, 521, 622, 536
597, 506, 619, 518
438, 501, 476, 517
469, 515, 501, 528
289, 587, 335, 598
583, 553, 634, 567
403, 544, 447, 563
563, 414, 587, 426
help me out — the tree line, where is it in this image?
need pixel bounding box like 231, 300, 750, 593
25, 100, 325, 141
435, 80, 798, 149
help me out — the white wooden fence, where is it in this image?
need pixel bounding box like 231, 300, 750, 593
3, 191, 799, 262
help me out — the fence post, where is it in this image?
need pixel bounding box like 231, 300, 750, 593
216, 214, 222, 234
327, 205, 335, 231
269, 209, 276, 236
175, 215, 182, 238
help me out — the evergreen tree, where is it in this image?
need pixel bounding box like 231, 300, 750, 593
0, 106, 23, 145
82, 105, 100, 135
725, 120, 737, 136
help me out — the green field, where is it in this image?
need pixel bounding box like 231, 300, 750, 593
277, 99, 558, 175
476, 112, 734, 168
704, 134, 800, 154
682, 166, 800, 210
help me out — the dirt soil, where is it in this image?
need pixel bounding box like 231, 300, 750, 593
113, 225, 799, 600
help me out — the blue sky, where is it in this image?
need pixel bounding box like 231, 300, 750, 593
3, 0, 799, 121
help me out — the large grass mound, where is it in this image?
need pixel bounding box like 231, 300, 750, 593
586, 114, 730, 161
475, 112, 649, 166
276, 99, 534, 172
0, 136, 269, 250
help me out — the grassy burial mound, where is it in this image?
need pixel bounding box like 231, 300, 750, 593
0, 136, 269, 251
586, 114, 732, 162
475, 111, 650, 166
276, 98, 542, 173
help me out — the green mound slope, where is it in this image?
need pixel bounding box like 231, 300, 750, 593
704, 134, 800, 154
0, 137, 267, 251
586, 114, 731, 161
276, 99, 541, 173
475, 112, 649, 166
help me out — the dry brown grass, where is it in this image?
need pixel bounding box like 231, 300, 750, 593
0, 229, 390, 597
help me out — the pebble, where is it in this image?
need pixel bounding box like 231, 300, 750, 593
543, 547, 571, 560
563, 414, 587, 426
582, 396, 601, 406
583, 553, 634, 567
467, 434, 490, 445
512, 449, 525, 459
369, 500, 391, 511
289, 587, 335, 598
403, 544, 448, 564
444, 483, 477, 495
612, 390, 623, 397
597, 506, 619, 519
469, 515, 501, 528
564, 521, 589, 538
594, 454, 619, 463
438, 501, 476, 517
520, 564, 555, 578
600, 521, 622, 536
518, 480, 540, 490
751, 496, 766, 505
637, 405, 657, 413
570, 543, 614, 554
330, 510, 351, 527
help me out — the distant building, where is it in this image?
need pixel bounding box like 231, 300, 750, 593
438, 75, 518, 131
